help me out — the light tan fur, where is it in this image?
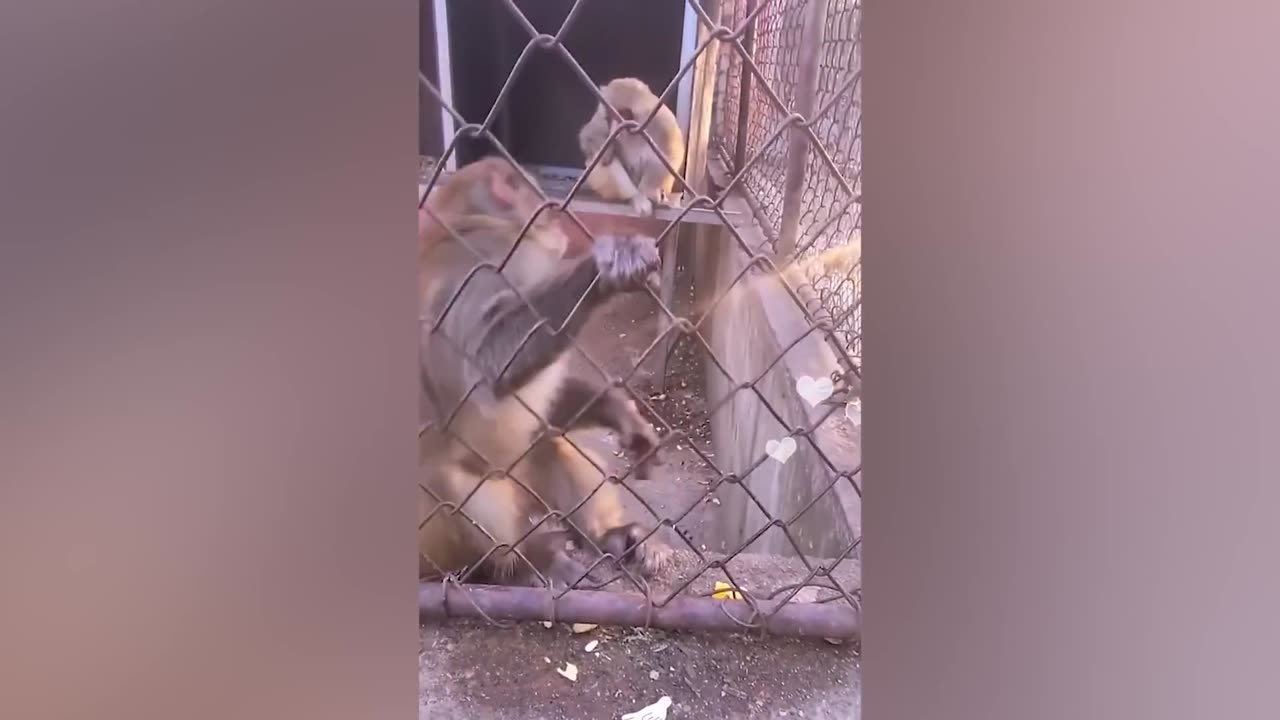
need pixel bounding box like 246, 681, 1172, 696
578, 77, 686, 216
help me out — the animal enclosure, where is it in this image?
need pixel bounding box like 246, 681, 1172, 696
418, 0, 862, 641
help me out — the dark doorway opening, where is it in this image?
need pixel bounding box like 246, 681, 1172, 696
442, 0, 687, 169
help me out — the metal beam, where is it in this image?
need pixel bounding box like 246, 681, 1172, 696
420, 582, 860, 640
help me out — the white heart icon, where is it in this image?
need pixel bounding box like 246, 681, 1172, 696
765, 437, 797, 464
796, 375, 834, 407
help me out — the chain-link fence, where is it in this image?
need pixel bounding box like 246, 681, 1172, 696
712, 0, 862, 367
418, 0, 861, 641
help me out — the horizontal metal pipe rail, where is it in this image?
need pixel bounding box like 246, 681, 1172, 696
420, 582, 860, 640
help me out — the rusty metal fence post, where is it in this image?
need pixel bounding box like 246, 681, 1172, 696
732, 0, 758, 172
775, 0, 829, 261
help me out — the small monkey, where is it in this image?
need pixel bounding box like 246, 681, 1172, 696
578, 77, 686, 216
418, 157, 673, 587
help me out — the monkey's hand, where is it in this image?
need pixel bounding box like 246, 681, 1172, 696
592, 234, 660, 293
600, 523, 674, 578
629, 195, 655, 217
619, 402, 662, 480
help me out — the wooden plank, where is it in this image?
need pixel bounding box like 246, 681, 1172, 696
416, 183, 741, 227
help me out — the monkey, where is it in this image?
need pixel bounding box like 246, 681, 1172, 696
417, 156, 674, 587
578, 77, 686, 217
417, 426, 595, 586
417, 158, 670, 585
418, 159, 669, 480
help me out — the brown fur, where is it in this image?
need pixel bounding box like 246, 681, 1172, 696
417, 157, 672, 587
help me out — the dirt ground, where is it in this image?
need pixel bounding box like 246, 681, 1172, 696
419, 286, 862, 719
420, 620, 860, 720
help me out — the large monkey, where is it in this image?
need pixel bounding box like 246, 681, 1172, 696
418, 157, 673, 587
578, 77, 686, 216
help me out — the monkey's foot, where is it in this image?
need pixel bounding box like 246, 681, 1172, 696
541, 551, 602, 590
634, 538, 674, 577
629, 195, 655, 216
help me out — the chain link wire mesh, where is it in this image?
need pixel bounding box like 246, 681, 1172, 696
713, 0, 861, 366
417, 0, 861, 639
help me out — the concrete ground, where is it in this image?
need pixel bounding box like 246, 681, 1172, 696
419, 620, 861, 720
419, 289, 862, 719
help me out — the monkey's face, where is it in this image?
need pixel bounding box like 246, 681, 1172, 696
611, 107, 638, 134
480, 164, 552, 228
485, 165, 571, 282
